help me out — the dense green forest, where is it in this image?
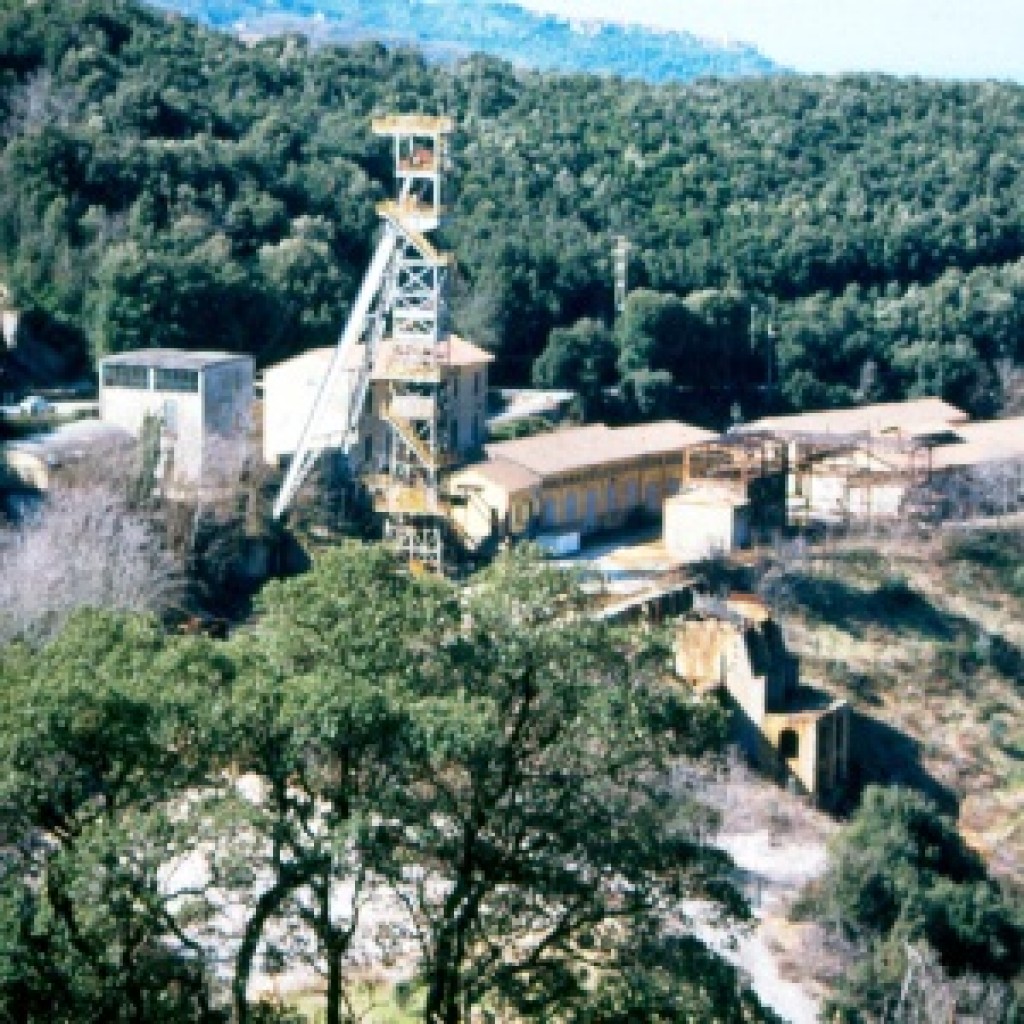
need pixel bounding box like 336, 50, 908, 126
1, 0, 1023, 421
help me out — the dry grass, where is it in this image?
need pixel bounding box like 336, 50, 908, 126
760, 523, 1024, 887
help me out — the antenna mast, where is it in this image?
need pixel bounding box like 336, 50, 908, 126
614, 235, 630, 316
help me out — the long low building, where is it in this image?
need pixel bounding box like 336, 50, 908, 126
732, 397, 976, 524
446, 420, 718, 549
734, 398, 1024, 524
735, 396, 969, 441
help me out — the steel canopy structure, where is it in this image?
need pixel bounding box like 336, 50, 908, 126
272, 114, 455, 572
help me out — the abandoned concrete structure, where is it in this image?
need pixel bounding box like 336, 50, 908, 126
99, 349, 253, 493
675, 593, 850, 802
732, 397, 969, 525
663, 485, 751, 561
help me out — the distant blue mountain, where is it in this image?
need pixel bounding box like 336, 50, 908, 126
147, 0, 783, 82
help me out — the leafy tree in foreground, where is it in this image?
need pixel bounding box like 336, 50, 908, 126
382, 548, 754, 1023
0, 544, 777, 1021
219, 543, 767, 1024
796, 785, 1023, 1022
222, 543, 462, 1024
0, 612, 229, 1022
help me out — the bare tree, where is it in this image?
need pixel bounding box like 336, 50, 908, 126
2, 68, 76, 141
967, 458, 1023, 520
888, 942, 1018, 1024
0, 484, 184, 644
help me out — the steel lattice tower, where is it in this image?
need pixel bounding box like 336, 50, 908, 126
371, 114, 454, 572
272, 114, 455, 573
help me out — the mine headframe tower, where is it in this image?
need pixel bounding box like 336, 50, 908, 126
272, 114, 456, 573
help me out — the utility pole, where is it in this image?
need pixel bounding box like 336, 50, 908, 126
614, 235, 630, 318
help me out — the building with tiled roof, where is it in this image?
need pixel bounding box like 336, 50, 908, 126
447, 420, 719, 549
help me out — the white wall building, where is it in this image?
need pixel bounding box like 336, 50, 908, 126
262, 335, 492, 471
663, 485, 751, 562
99, 349, 253, 491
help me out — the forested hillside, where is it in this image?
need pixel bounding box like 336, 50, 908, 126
2, 0, 1023, 419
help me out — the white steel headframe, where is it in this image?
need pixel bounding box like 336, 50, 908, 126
272, 114, 456, 573
373, 115, 454, 573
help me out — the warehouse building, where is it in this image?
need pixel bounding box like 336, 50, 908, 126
99, 349, 253, 493
733, 397, 968, 524
446, 420, 718, 549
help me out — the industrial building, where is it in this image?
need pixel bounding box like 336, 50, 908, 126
675, 593, 851, 803
663, 485, 751, 562
446, 420, 717, 549
263, 336, 491, 471
445, 425, 790, 556
735, 397, 969, 441
919, 415, 1024, 517
733, 397, 970, 524
99, 348, 253, 493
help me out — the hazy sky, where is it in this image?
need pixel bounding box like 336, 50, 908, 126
518, 0, 1024, 80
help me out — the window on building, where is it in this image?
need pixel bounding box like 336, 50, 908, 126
645, 481, 661, 510
474, 371, 481, 395
542, 497, 557, 527
364, 435, 372, 463
473, 414, 481, 443
451, 376, 459, 399
154, 367, 199, 393
564, 491, 578, 523
450, 419, 459, 451
778, 728, 799, 760
102, 363, 149, 389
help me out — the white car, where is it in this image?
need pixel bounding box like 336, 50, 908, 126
17, 395, 52, 417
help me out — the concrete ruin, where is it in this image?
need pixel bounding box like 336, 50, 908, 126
675, 593, 850, 803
